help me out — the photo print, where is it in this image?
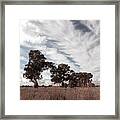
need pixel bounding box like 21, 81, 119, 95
20, 20, 100, 100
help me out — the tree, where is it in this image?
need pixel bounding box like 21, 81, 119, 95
68, 72, 94, 87
68, 72, 80, 88
50, 63, 71, 87
79, 72, 93, 87
23, 50, 47, 88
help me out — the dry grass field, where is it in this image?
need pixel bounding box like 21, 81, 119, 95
20, 86, 100, 100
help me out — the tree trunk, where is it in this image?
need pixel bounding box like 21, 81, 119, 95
34, 81, 39, 88
31, 79, 39, 88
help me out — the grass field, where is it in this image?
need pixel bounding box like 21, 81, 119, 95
20, 86, 100, 100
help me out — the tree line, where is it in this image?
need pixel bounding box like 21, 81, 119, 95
23, 50, 95, 88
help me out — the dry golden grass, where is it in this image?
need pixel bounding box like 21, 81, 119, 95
20, 86, 100, 100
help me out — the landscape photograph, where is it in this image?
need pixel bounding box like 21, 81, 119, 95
20, 20, 100, 100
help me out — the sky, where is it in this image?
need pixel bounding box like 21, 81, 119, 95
20, 20, 100, 86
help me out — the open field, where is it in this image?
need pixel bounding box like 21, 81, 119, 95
20, 86, 100, 100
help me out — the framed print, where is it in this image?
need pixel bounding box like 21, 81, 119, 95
0, 0, 119, 119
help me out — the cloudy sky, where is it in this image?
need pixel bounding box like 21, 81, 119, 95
20, 20, 100, 86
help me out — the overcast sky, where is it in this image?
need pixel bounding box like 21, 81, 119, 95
20, 20, 100, 86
